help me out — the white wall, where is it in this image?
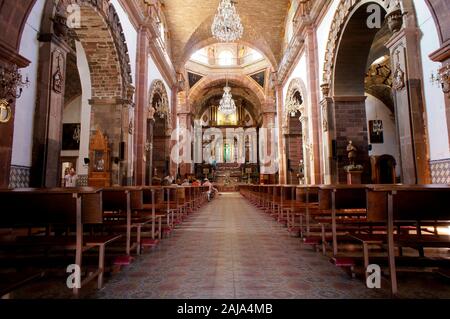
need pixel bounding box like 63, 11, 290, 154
413, 0, 450, 160
365, 94, 401, 176
11, 0, 46, 167
148, 54, 172, 107
75, 41, 92, 176
63, 96, 81, 123
111, 0, 137, 87
111, 0, 138, 182
316, 0, 340, 87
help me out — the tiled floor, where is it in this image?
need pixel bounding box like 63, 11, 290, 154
93, 193, 450, 299
12, 193, 450, 299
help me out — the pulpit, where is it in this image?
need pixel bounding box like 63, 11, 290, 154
88, 130, 111, 187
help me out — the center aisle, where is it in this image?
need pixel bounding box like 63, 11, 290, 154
96, 193, 383, 299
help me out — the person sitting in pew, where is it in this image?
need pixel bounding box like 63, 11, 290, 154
203, 179, 218, 202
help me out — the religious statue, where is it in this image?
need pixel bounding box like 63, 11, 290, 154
297, 160, 305, 185
346, 140, 357, 166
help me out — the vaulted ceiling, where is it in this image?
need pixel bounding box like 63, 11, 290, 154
161, 0, 291, 70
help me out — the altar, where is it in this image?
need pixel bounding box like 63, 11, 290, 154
216, 184, 240, 192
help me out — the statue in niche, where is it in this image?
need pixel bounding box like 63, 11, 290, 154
392, 50, 405, 91
346, 140, 357, 166
392, 63, 405, 91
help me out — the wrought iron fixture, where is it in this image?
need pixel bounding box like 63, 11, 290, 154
155, 97, 170, 119
0, 64, 29, 123
211, 0, 244, 42
218, 77, 237, 116
431, 64, 450, 95
285, 96, 302, 117
0, 64, 29, 101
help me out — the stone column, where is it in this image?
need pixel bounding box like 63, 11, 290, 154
332, 96, 370, 183
170, 86, 179, 178
31, 34, 71, 187
305, 26, 322, 184
386, 27, 431, 184
134, 27, 150, 185
320, 96, 334, 184
177, 111, 193, 177
261, 108, 278, 183
275, 86, 287, 184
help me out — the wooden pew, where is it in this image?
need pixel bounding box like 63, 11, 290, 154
140, 187, 166, 241
289, 186, 320, 239
353, 185, 450, 295
278, 185, 297, 226
0, 188, 121, 295
0, 271, 45, 299
316, 185, 369, 257
102, 187, 154, 257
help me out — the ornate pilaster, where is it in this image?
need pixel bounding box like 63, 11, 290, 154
31, 34, 71, 187
386, 27, 431, 184
134, 27, 150, 185
275, 84, 287, 184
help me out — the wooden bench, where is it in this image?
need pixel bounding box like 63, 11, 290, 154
0, 188, 121, 295
293, 186, 320, 239
353, 185, 450, 295
0, 271, 45, 299
102, 187, 155, 257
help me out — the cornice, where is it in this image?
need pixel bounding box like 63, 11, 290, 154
277, 0, 330, 85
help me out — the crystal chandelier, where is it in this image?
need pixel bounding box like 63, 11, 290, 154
211, 0, 244, 42
218, 80, 237, 116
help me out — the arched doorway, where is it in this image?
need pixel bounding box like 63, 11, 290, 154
284, 79, 311, 185
147, 80, 171, 185
321, 0, 430, 184
30, 0, 134, 187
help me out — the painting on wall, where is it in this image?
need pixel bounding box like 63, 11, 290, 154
369, 120, 384, 144
250, 71, 265, 88
62, 123, 81, 150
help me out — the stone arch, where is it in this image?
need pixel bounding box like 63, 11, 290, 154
178, 16, 278, 71
47, 0, 133, 101
194, 87, 261, 125
189, 74, 267, 111
319, 0, 431, 185
321, 0, 399, 96
30, 0, 134, 187
284, 78, 309, 132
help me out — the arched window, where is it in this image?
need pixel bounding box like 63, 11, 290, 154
218, 50, 234, 66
